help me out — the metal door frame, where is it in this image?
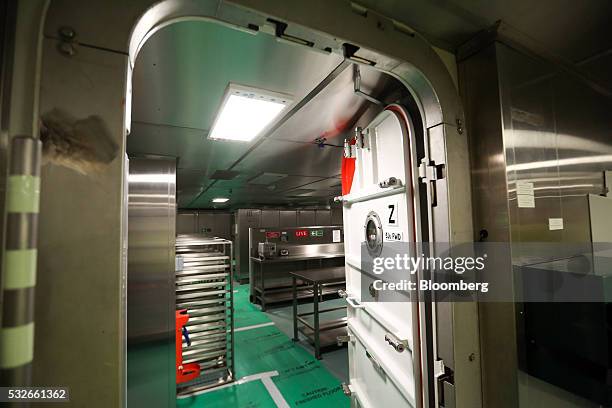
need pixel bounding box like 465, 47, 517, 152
20, 1, 480, 406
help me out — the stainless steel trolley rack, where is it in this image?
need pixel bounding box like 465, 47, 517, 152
175, 234, 234, 394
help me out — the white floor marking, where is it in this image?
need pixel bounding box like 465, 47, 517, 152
262, 375, 290, 408
176, 370, 279, 398
234, 321, 275, 332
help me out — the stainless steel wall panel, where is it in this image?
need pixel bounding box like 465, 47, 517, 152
496, 46, 612, 407
213, 213, 231, 239
331, 207, 343, 225
234, 209, 261, 281
127, 157, 176, 408
461, 39, 612, 408
498, 47, 563, 260
279, 210, 296, 227
243, 209, 261, 227
177, 211, 231, 238
297, 210, 315, 226
497, 42, 612, 259
197, 212, 215, 234
34, 38, 127, 408
459, 43, 518, 408
315, 209, 331, 225
177, 212, 197, 234
260, 210, 279, 227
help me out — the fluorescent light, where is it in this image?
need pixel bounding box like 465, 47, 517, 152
212, 197, 230, 203
208, 84, 292, 142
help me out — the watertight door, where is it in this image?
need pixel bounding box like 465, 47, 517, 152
341, 105, 424, 408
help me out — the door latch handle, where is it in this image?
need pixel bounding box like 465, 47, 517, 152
346, 296, 365, 309
337, 334, 354, 346
341, 382, 353, 396
385, 332, 408, 353
379, 177, 402, 188
365, 350, 384, 373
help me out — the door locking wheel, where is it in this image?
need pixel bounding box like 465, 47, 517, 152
364, 211, 383, 257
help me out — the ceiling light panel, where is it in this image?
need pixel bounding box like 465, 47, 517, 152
208, 83, 293, 142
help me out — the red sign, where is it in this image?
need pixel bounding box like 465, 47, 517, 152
295, 230, 308, 238
265, 231, 281, 239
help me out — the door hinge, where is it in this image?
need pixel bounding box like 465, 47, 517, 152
418, 159, 445, 207
434, 359, 446, 379
434, 359, 456, 408
418, 159, 445, 182
354, 127, 369, 150
341, 382, 354, 396
336, 334, 354, 346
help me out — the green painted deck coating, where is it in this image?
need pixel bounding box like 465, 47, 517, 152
177, 284, 349, 407
177, 380, 277, 408
233, 285, 271, 329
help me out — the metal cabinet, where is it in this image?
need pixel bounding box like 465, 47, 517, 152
297, 210, 316, 226
261, 210, 280, 227
176, 211, 232, 238
234, 208, 344, 283
331, 207, 343, 225
177, 213, 197, 234
196, 212, 231, 238
234, 209, 261, 282
127, 157, 177, 407
315, 209, 331, 225
279, 210, 297, 227
196, 213, 215, 234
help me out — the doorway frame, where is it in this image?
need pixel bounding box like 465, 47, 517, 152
12, 1, 481, 406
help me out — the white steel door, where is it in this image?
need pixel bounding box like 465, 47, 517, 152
341, 105, 424, 408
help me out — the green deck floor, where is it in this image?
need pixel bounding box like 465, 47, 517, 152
177, 285, 349, 408
232, 285, 272, 329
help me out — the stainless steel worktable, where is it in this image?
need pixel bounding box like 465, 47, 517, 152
290, 266, 347, 359
250, 253, 344, 310
250, 254, 344, 263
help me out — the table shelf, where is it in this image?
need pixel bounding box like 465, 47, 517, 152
290, 267, 347, 359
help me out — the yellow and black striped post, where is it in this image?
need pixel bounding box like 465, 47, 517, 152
0, 136, 41, 386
